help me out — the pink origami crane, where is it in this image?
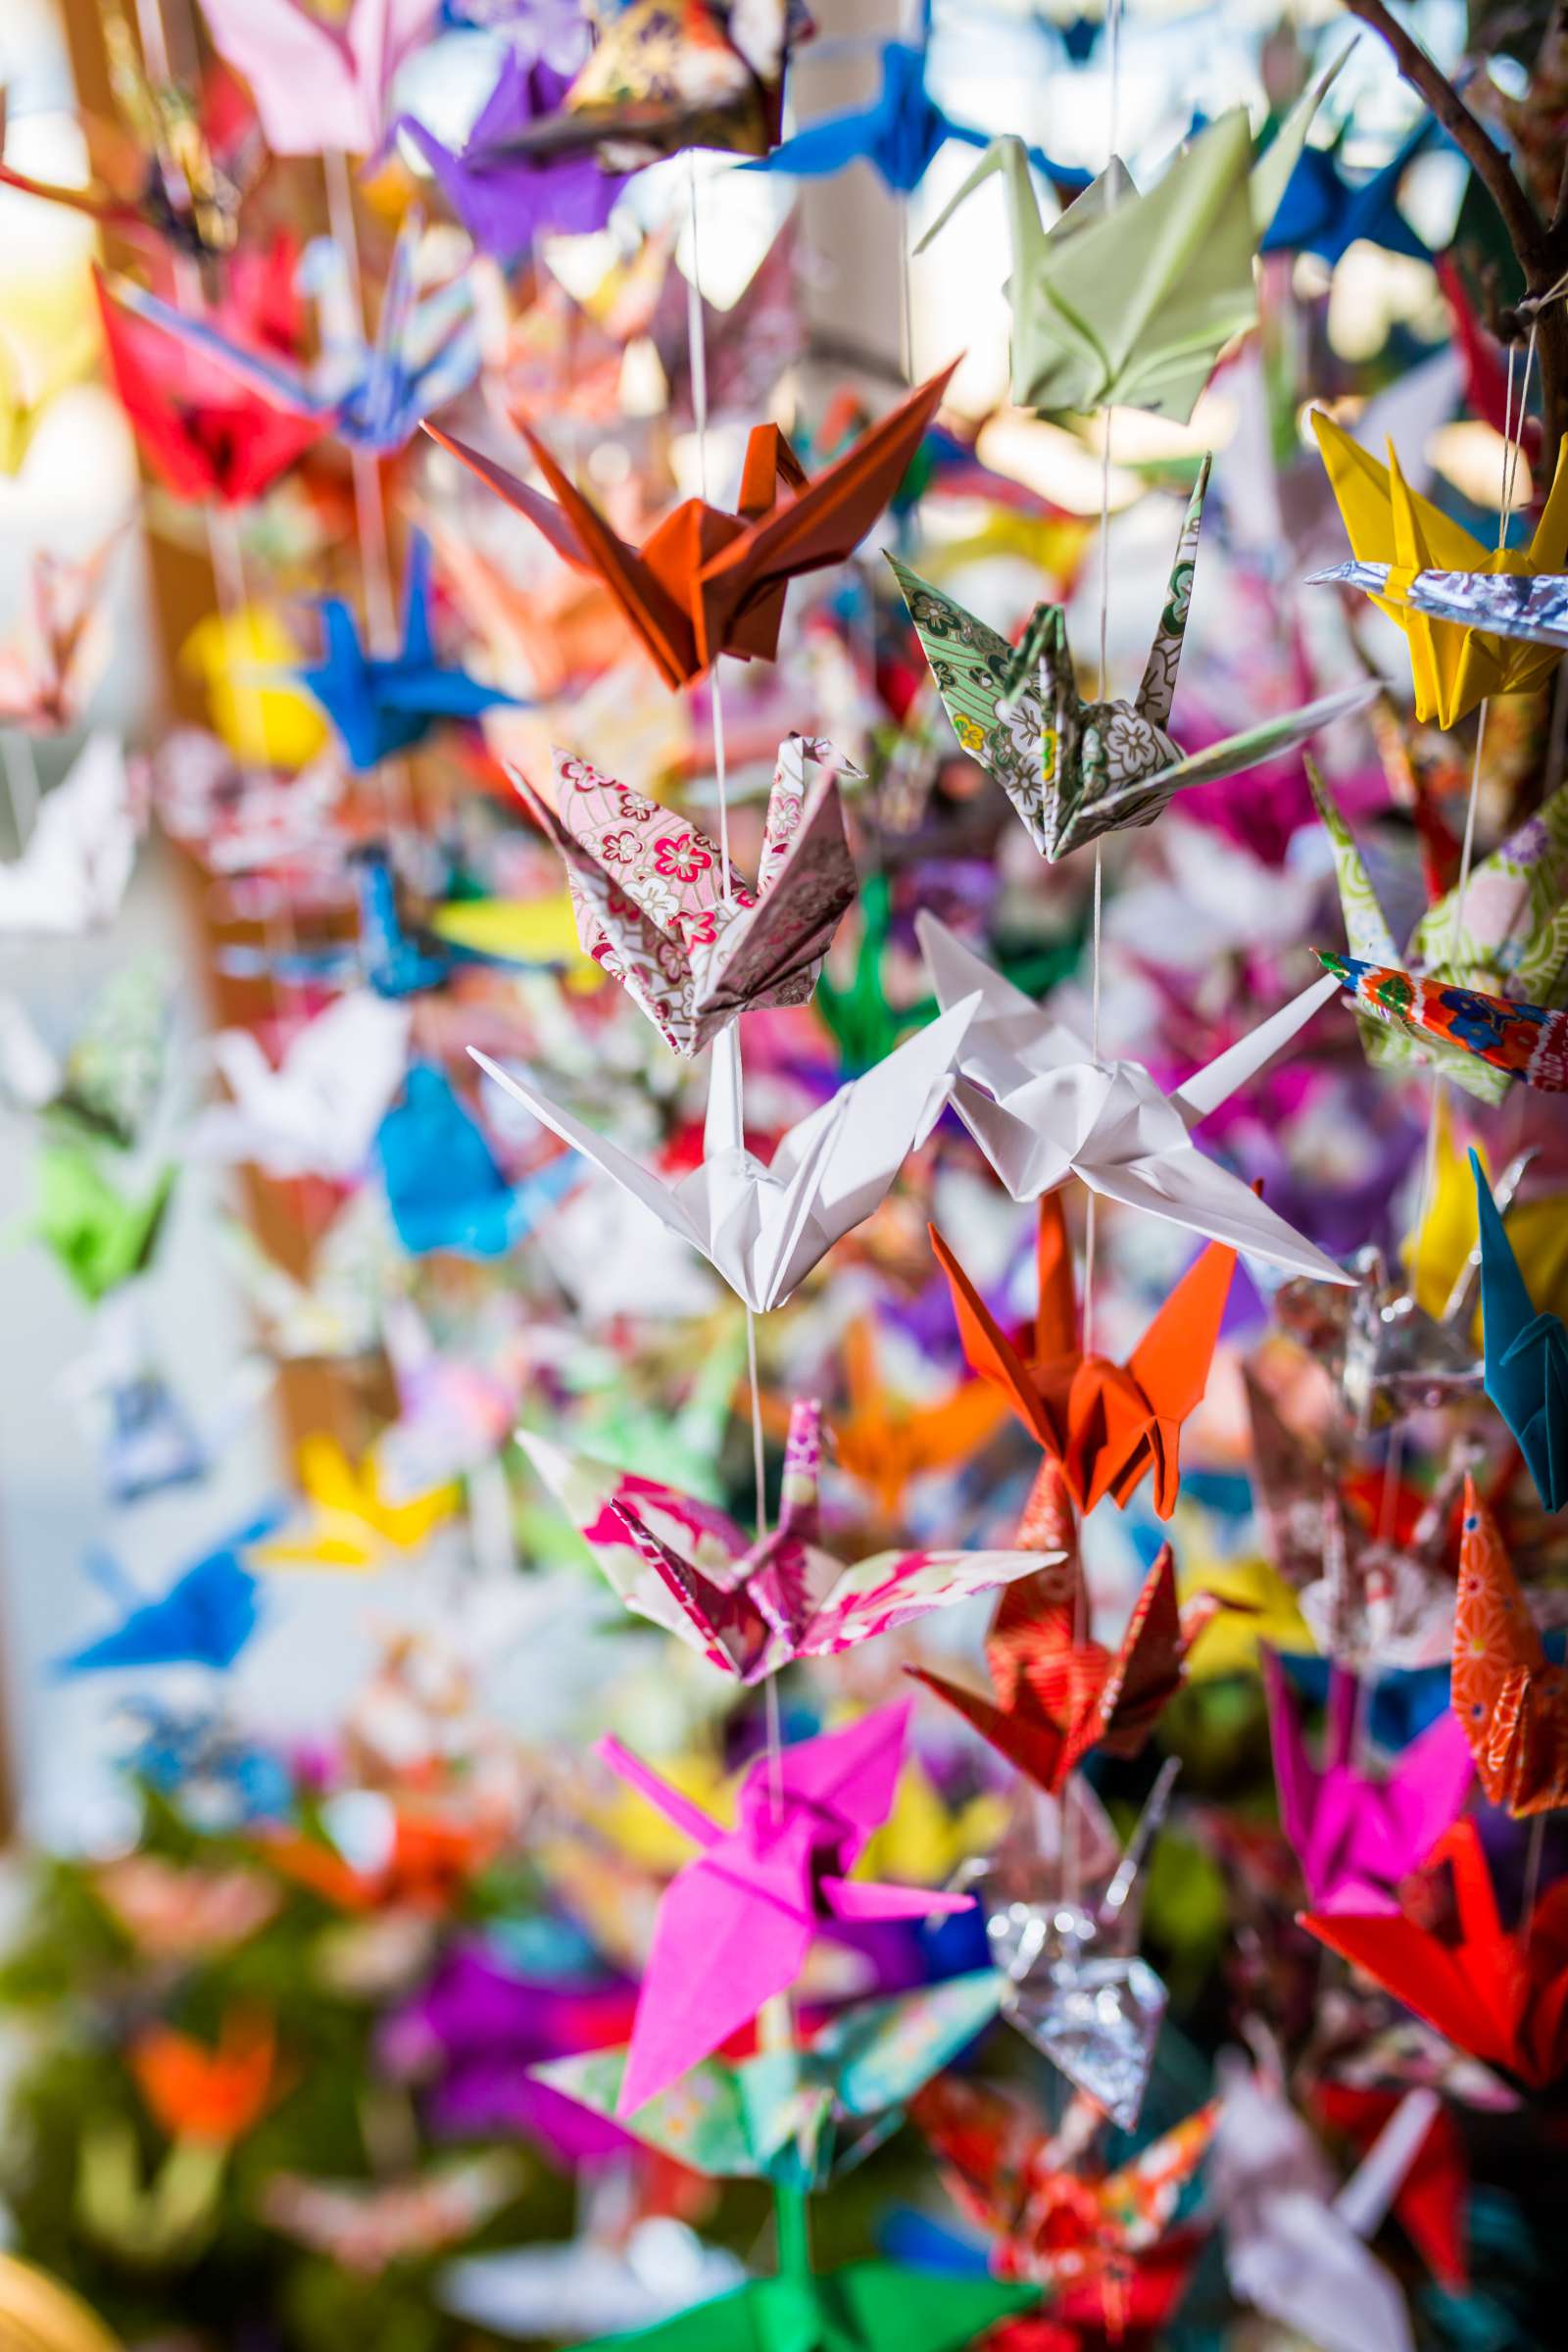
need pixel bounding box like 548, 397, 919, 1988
598, 1703, 973, 2113
196, 0, 440, 159
519, 734, 860, 1056
521, 1398, 1053, 1685
1262, 1649, 1473, 1915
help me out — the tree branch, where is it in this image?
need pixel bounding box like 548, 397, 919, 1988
1338, 0, 1544, 261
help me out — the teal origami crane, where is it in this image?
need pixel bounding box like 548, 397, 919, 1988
1472, 1149, 1568, 1513
536, 1973, 1003, 2191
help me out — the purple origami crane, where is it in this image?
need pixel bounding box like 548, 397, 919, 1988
380, 1940, 639, 2164
1262, 1649, 1473, 1915
600, 1703, 972, 2115
399, 55, 627, 259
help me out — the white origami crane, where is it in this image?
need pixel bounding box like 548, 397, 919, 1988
470, 1000, 979, 1314
0, 735, 141, 935
192, 995, 412, 1181
918, 913, 1350, 1284
1208, 2048, 1423, 2352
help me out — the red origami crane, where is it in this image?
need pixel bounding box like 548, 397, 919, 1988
1303, 1818, 1568, 2092
425, 361, 956, 687
910, 2072, 1216, 2338
1450, 1475, 1568, 1817
908, 1462, 1204, 1794
1312, 2081, 1469, 2293
930, 1190, 1237, 1520
96, 260, 327, 507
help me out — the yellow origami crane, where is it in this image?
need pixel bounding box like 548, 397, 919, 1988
1311, 409, 1568, 728
1404, 1096, 1568, 1324
257, 1436, 459, 1572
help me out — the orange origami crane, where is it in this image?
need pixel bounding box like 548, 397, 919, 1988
260, 1806, 505, 1915
1303, 1818, 1568, 2092
128, 2008, 281, 2146
929, 1191, 1237, 1520
1451, 1475, 1568, 1817
908, 1516, 1198, 1795
424, 361, 956, 688
827, 1313, 1008, 1524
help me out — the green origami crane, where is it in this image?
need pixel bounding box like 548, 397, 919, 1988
918, 57, 1342, 419
33, 1146, 175, 1304
586, 2182, 1037, 2352
537, 1972, 1003, 2192
889, 467, 1373, 861
1310, 764, 1568, 1102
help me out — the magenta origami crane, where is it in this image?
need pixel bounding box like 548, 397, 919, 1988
598, 1703, 973, 2114
1262, 1649, 1473, 1914
521, 1399, 1051, 1684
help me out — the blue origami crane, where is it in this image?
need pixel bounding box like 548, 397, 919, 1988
375, 1062, 579, 1257
398, 51, 626, 259
112, 217, 480, 456
752, 1, 1090, 198
1261, 116, 1442, 265
296, 534, 517, 772
1471, 1149, 1568, 1513
55, 1513, 279, 1676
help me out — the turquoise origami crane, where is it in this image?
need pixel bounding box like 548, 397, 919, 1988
1472, 1150, 1568, 1513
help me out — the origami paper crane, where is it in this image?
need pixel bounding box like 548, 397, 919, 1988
485, 0, 797, 170
751, 0, 1091, 199
1261, 1649, 1473, 1914
398, 52, 627, 258
596, 1705, 973, 2113
0, 737, 141, 936
96, 272, 327, 508
1311, 2081, 1469, 2296
1303, 1820, 1568, 2092
0, 959, 167, 1153
1333, 567, 1568, 653
1470, 1148, 1568, 1514
31, 1149, 174, 1305
920, 915, 1346, 1281
220, 1191, 391, 1363
583, 2192, 1038, 2352
523, 734, 859, 1057
75, 2117, 225, 2268
296, 536, 516, 773
257, 1434, 459, 1571
0, 534, 121, 733
1208, 2052, 1422, 2352
91, 1853, 279, 1962
523, 1396, 1051, 1684
128, 2010, 280, 2147
1318, 956, 1568, 1097
916, 65, 1338, 418
1310, 763, 1568, 1103
537, 1973, 1003, 2189
191, 996, 412, 1181
469, 994, 977, 1314
55, 1516, 274, 1675
219, 844, 456, 999
426, 362, 956, 690
1451, 1477, 1568, 1815
830, 1313, 1008, 1523
195, 0, 441, 157
889, 477, 1374, 865
376, 1063, 578, 1257
909, 1528, 1200, 1789
930, 1191, 1236, 1523
129, 217, 478, 456
261, 2155, 521, 2277
1308, 408, 1568, 727
0, 28, 247, 267
1262, 116, 1441, 265
911, 2073, 1216, 2317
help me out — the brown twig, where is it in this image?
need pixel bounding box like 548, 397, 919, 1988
1341, 0, 1568, 476
1340, 0, 1542, 252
